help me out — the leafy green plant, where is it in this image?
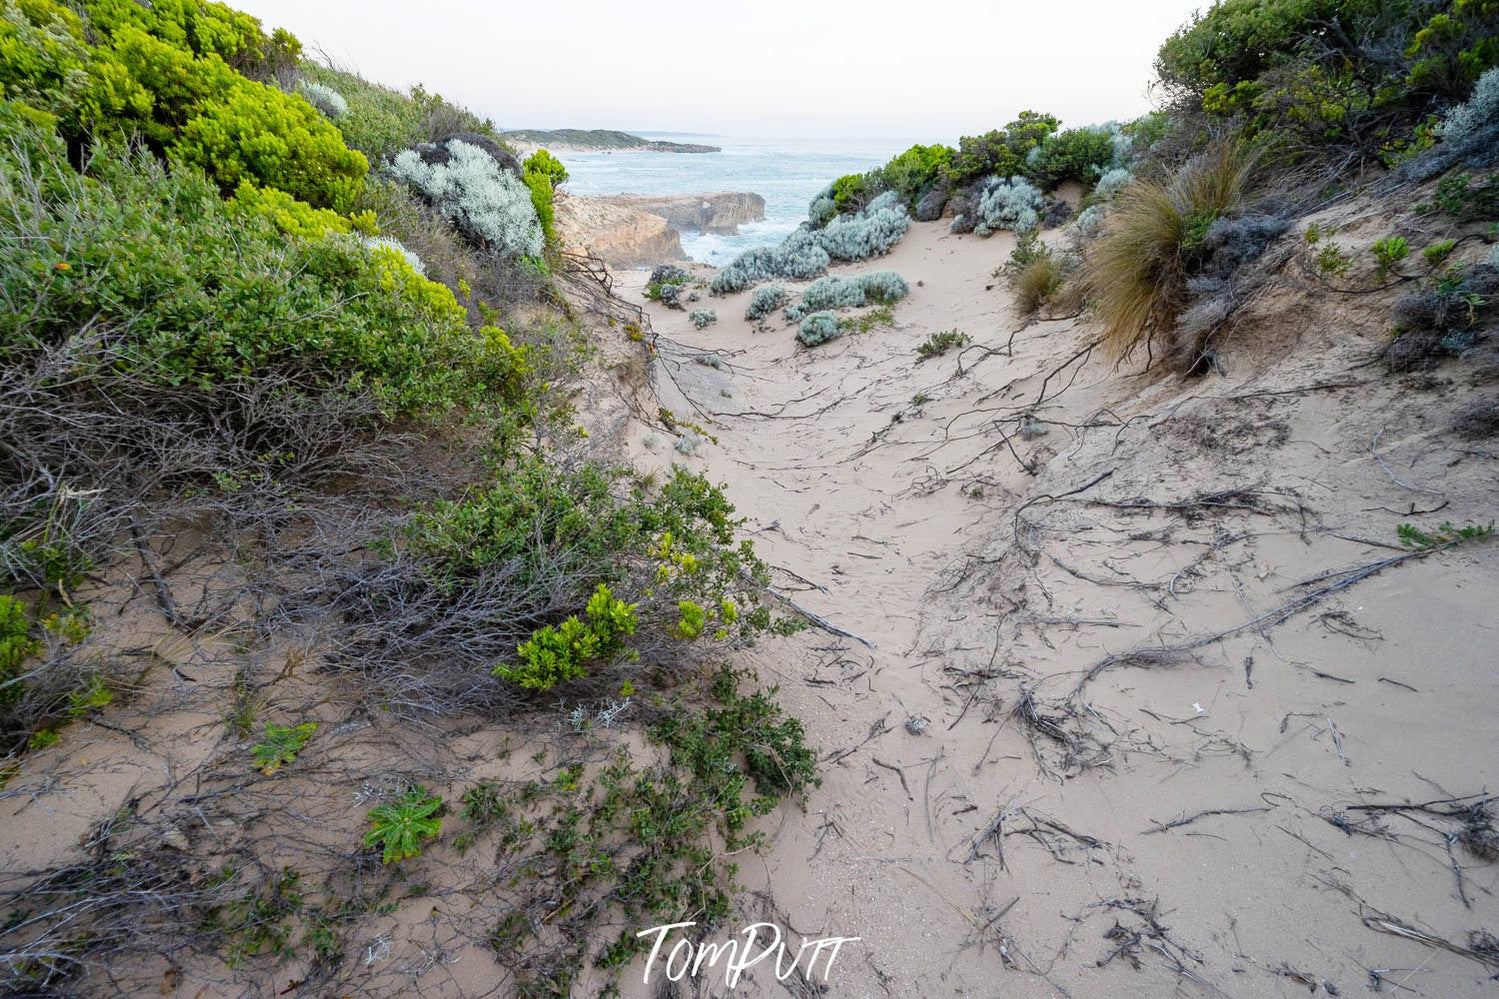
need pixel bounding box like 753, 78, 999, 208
364, 786, 445, 863
251, 721, 318, 776
495, 585, 638, 691
1424, 240, 1457, 266
0, 596, 38, 707
1372, 236, 1411, 277
916, 329, 972, 361
1397, 520, 1495, 550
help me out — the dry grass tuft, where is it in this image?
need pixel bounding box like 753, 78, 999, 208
1081, 143, 1257, 365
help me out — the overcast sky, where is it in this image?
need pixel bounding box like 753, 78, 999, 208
236, 0, 1206, 140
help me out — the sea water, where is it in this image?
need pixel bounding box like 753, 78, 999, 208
557, 134, 917, 267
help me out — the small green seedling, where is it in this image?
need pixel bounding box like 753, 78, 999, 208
251, 721, 318, 776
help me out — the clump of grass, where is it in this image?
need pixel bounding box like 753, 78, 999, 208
1006, 232, 1069, 314
1080, 143, 1256, 363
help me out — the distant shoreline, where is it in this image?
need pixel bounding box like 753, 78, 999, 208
500, 129, 720, 155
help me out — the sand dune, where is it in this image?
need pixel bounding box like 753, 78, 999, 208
611, 215, 1499, 997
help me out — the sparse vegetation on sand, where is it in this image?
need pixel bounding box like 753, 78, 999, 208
0, 2, 817, 992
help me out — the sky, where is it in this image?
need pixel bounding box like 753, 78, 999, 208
235, 0, 1207, 141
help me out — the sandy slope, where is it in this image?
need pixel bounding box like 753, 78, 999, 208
613, 215, 1499, 998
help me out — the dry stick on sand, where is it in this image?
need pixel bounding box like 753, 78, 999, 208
1070, 545, 1445, 699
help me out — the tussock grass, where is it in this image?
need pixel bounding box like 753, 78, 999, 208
1013, 252, 1067, 314
1081, 143, 1257, 364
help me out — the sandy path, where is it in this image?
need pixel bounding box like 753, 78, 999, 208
616, 218, 1499, 998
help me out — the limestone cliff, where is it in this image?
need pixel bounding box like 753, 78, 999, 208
594, 192, 766, 235
555, 194, 685, 268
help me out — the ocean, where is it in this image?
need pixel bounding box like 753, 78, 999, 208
555, 134, 919, 266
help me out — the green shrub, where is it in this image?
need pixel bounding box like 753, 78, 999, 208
364, 786, 444, 863
0, 127, 518, 414
689, 309, 717, 330
522, 149, 566, 247
0, 3, 367, 209
495, 584, 638, 691
1156, 0, 1495, 162
298, 62, 504, 161
1028, 125, 1121, 190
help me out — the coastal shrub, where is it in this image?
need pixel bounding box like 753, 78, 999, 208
973, 176, 1044, 235
744, 284, 786, 320
709, 234, 828, 294
945, 111, 1061, 188
714, 194, 910, 293
1438, 66, 1499, 143
817, 197, 910, 261
362, 235, 425, 275
1156, 0, 1497, 164
689, 309, 717, 329
1080, 143, 1256, 364
778, 229, 834, 277
645, 264, 691, 306
711, 247, 779, 294
522, 148, 566, 246
297, 79, 347, 119
1385, 259, 1498, 369
0, 0, 368, 211
796, 311, 842, 348
1094, 167, 1133, 200
799, 271, 909, 311
390, 139, 544, 259
1028, 125, 1121, 190
365, 458, 778, 712
300, 62, 507, 161
0, 130, 520, 413
808, 184, 837, 227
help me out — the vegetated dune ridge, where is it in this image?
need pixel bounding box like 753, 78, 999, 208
611, 203, 1498, 997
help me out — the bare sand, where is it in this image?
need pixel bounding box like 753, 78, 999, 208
609, 212, 1499, 997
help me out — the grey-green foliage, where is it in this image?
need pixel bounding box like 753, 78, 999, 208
818, 192, 911, 262
744, 284, 787, 320
808, 184, 837, 227
796, 311, 842, 347
712, 195, 910, 294
389, 140, 544, 259
973, 176, 1044, 235
297, 79, 349, 120
800, 271, 909, 311
1094, 167, 1132, 199
1438, 67, 1499, 145
689, 309, 717, 329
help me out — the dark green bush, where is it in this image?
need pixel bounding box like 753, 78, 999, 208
1155, 0, 1497, 163
1028, 126, 1120, 190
